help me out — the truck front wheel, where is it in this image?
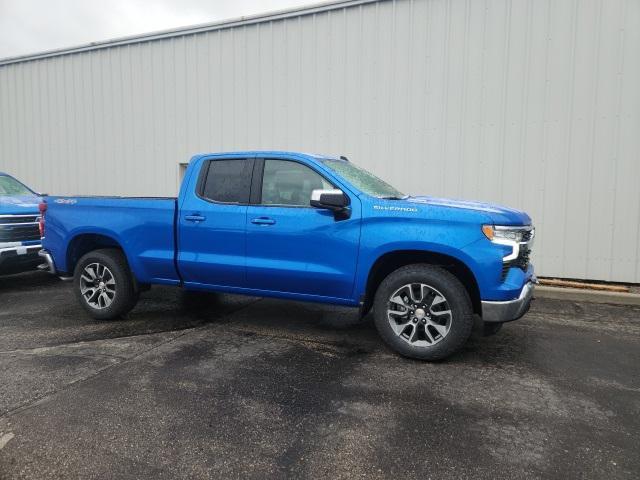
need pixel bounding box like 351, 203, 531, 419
373, 264, 474, 360
73, 248, 138, 320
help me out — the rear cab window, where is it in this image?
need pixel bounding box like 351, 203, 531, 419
200, 159, 253, 204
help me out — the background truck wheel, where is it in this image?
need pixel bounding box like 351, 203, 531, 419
73, 248, 138, 320
373, 264, 474, 361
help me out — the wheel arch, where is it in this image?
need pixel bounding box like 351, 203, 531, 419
66, 232, 126, 275
361, 250, 481, 317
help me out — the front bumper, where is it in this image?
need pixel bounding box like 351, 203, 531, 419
481, 280, 536, 323
0, 243, 42, 274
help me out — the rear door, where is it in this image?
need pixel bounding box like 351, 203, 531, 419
178, 157, 254, 288
245, 158, 361, 300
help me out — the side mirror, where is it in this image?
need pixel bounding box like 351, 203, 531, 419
310, 189, 350, 214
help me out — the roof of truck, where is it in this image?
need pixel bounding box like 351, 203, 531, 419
192, 151, 343, 161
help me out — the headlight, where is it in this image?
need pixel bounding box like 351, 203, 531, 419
482, 225, 534, 262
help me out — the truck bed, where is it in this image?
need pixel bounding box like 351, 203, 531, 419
44, 195, 180, 284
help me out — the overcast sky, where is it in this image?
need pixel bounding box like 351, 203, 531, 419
0, 0, 318, 59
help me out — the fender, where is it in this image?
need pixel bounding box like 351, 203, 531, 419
64, 228, 127, 269
354, 240, 484, 302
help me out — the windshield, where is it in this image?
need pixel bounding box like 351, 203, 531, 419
0, 175, 34, 196
321, 159, 407, 199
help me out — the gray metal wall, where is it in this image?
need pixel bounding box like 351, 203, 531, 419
1, 0, 639, 283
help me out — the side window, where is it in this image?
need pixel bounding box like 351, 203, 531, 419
201, 159, 253, 204
261, 160, 333, 207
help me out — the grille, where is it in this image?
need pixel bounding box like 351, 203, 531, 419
521, 229, 534, 242
501, 262, 511, 280
0, 215, 39, 224
513, 245, 531, 270
500, 229, 533, 281
0, 216, 41, 243
501, 249, 532, 281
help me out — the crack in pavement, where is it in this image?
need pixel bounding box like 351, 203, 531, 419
224, 325, 383, 357
0, 331, 186, 356
0, 299, 263, 421
0, 330, 190, 420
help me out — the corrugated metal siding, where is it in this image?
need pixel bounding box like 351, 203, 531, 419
1, 0, 639, 283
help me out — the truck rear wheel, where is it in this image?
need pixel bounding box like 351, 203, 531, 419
73, 248, 138, 320
372, 264, 474, 360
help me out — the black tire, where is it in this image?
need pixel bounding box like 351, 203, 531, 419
373, 264, 474, 361
73, 248, 138, 320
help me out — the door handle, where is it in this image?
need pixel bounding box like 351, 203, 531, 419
185, 214, 206, 222
251, 217, 276, 225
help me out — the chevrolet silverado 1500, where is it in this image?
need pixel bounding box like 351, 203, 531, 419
40, 152, 535, 360
0, 172, 42, 275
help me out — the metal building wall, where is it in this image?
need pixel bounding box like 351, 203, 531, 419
0, 0, 639, 282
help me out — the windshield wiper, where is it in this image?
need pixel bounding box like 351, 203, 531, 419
379, 195, 409, 200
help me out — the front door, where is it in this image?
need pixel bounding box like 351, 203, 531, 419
245, 158, 361, 300
178, 158, 254, 288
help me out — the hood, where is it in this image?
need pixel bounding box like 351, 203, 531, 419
406, 195, 531, 225
0, 194, 41, 216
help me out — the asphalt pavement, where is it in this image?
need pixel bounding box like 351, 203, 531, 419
1, 271, 639, 479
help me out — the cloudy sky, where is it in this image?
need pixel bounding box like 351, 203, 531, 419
0, 0, 317, 59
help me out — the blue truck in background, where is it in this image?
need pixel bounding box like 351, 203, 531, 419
39, 152, 536, 360
0, 172, 43, 275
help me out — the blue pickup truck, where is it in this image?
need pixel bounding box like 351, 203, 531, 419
0, 172, 43, 275
40, 152, 535, 360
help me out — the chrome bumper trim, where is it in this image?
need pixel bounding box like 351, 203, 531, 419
0, 244, 41, 256
38, 249, 57, 275
481, 281, 535, 323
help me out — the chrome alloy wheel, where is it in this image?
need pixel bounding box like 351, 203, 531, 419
387, 283, 452, 347
79, 262, 116, 309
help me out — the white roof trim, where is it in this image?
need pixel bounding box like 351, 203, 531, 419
0, 0, 382, 66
